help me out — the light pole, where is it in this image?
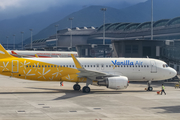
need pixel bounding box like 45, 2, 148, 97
6, 36, 8, 49
29, 29, 33, 49
13, 34, 15, 49
69, 17, 73, 48
101, 8, 107, 45
21, 32, 24, 50
151, 0, 153, 40
55, 24, 59, 50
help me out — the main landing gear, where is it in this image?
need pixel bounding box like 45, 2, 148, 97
73, 84, 90, 93
82, 86, 90, 93
147, 81, 153, 91
73, 79, 92, 93
73, 84, 81, 91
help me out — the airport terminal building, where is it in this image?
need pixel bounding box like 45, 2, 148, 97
23, 16, 180, 74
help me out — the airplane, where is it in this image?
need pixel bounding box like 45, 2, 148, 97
0, 44, 177, 93
6, 50, 78, 58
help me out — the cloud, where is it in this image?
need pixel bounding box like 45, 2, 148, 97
0, 0, 21, 9
0, 0, 147, 20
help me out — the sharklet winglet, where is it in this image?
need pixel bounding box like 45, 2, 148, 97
71, 54, 83, 69
35, 54, 39, 58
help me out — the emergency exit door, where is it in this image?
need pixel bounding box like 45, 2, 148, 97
12, 60, 19, 73
150, 60, 157, 73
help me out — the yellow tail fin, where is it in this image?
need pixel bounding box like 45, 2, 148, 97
0, 44, 14, 59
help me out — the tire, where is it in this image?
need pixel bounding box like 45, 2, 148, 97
73, 84, 81, 91
82, 86, 90, 93
148, 87, 153, 91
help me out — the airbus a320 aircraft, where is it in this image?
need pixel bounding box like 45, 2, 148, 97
0, 44, 177, 93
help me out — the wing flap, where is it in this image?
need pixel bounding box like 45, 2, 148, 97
71, 54, 114, 80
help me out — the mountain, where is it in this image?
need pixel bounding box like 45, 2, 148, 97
0, 2, 134, 45
24, 0, 180, 44
0, 5, 82, 45
1, 0, 180, 45
23, 6, 122, 44
120, 0, 180, 22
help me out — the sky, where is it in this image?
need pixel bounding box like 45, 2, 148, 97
0, 0, 147, 20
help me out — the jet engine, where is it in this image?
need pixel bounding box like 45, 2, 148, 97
97, 76, 128, 89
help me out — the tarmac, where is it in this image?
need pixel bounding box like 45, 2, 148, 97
0, 74, 180, 120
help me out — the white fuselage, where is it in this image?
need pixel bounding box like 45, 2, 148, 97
7, 50, 78, 57
27, 57, 177, 81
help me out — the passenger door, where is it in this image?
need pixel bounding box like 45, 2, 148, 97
12, 60, 19, 73
150, 60, 157, 73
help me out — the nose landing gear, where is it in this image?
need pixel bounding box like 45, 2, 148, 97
147, 81, 153, 91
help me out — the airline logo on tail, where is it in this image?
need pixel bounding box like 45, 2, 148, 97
11, 51, 17, 54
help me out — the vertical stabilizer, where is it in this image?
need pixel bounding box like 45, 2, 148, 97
0, 44, 14, 59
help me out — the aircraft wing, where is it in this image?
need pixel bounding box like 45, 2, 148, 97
71, 54, 118, 80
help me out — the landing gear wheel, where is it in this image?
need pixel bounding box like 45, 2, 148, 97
82, 86, 90, 93
148, 87, 153, 91
73, 84, 81, 91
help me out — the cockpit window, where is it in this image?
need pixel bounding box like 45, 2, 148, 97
163, 64, 168, 68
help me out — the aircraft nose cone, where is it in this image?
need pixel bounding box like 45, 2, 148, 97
170, 68, 177, 78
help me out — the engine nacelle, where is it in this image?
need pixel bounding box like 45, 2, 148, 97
97, 76, 128, 89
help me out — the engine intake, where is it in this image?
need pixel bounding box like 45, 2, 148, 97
97, 76, 128, 89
